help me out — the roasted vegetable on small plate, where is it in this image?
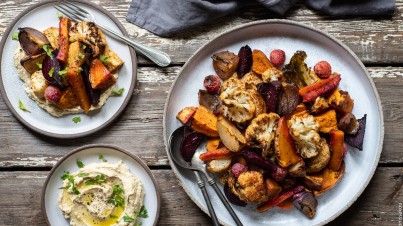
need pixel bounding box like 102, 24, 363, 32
0, 1, 137, 138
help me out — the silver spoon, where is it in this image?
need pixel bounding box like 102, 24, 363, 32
168, 126, 219, 226
168, 126, 243, 226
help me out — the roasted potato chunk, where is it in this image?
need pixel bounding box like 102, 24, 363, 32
31, 70, 48, 99
43, 27, 59, 49
102, 45, 124, 73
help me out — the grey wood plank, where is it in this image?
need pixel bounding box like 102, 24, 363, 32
0, 67, 402, 168
0, 168, 401, 225
0, 1, 403, 64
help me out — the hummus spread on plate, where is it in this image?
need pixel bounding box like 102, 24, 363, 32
58, 161, 144, 226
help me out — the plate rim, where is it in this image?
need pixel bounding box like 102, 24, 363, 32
0, 0, 137, 139
162, 19, 384, 225
40, 143, 161, 226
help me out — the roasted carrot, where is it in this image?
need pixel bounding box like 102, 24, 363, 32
257, 186, 304, 212
328, 129, 345, 171
199, 147, 233, 161
275, 117, 301, 167
56, 18, 71, 63
252, 49, 274, 75
299, 74, 341, 102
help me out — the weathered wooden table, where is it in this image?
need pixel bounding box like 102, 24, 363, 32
1, 0, 402, 225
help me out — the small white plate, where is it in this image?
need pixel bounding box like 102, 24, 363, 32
0, 0, 137, 138
41, 144, 160, 226
163, 20, 384, 226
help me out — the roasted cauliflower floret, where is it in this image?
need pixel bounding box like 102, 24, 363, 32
310, 96, 329, 114
288, 114, 321, 158
241, 72, 263, 86
69, 22, 106, 57
236, 171, 269, 203
245, 113, 280, 154
222, 90, 256, 123
305, 138, 331, 173
220, 77, 245, 100
262, 67, 283, 82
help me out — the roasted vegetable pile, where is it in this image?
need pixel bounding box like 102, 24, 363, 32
16, 16, 124, 115
176, 45, 367, 218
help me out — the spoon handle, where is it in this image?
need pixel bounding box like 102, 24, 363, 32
207, 179, 243, 226
194, 171, 220, 226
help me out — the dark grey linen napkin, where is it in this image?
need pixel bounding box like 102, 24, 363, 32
126, 0, 395, 37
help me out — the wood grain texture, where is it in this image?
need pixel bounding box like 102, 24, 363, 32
0, 67, 402, 168
0, 1, 403, 64
0, 168, 401, 226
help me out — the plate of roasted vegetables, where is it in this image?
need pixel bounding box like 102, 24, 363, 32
164, 20, 383, 226
0, 0, 136, 138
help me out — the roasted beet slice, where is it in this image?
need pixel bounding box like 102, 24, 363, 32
180, 131, 204, 162
277, 84, 300, 116
257, 81, 282, 113
82, 64, 101, 105
224, 183, 247, 207
198, 90, 221, 115
345, 114, 367, 150
237, 45, 252, 78
42, 50, 62, 88
242, 150, 287, 181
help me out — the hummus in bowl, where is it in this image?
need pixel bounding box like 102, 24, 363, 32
59, 161, 144, 226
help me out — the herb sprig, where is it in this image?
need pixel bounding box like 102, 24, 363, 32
108, 185, 125, 207
60, 171, 80, 195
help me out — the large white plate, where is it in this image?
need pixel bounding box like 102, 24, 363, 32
0, 0, 137, 138
42, 144, 160, 226
163, 20, 384, 226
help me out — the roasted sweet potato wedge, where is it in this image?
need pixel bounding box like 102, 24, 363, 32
275, 117, 301, 168
314, 109, 338, 133
252, 49, 274, 75
265, 178, 282, 200
56, 87, 79, 109
314, 161, 345, 196
327, 89, 354, 114
190, 106, 219, 137
206, 138, 221, 152
89, 58, 115, 89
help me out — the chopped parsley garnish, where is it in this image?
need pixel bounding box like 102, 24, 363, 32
110, 214, 118, 218
36, 62, 42, 69
78, 53, 85, 59
57, 11, 63, 19
72, 116, 81, 124
99, 154, 108, 162
18, 99, 30, 112
85, 174, 106, 185
42, 45, 53, 58
60, 171, 80, 195
12, 31, 19, 40
123, 214, 134, 222
78, 173, 89, 177
77, 160, 84, 168
69, 37, 76, 43
48, 67, 54, 77
83, 45, 87, 50
122, 205, 148, 225
58, 66, 69, 76
19, 49, 22, 52
112, 88, 124, 96
99, 54, 108, 64
78, 67, 83, 73
135, 205, 149, 218
108, 185, 125, 207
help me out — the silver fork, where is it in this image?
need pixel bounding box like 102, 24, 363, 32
54, 1, 171, 67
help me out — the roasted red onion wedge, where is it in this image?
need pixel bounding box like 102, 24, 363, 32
293, 191, 318, 218
41, 50, 62, 88
18, 27, 50, 56
242, 150, 287, 181
198, 90, 222, 115
224, 183, 247, 207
